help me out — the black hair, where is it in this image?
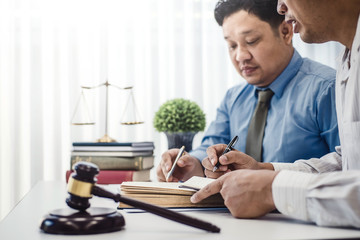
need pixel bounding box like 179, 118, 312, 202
214, 0, 284, 30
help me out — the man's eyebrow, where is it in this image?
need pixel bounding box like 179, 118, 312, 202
224, 30, 256, 40
240, 30, 254, 35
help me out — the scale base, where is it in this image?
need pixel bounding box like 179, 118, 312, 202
40, 207, 125, 235
97, 134, 117, 143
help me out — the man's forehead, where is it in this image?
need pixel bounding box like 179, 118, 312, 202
223, 15, 269, 37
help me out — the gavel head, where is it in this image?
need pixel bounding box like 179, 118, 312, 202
66, 162, 99, 211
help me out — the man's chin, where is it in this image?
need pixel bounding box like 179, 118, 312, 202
299, 31, 329, 44
244, 78, 263, 87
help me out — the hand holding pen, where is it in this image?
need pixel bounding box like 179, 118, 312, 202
166, 146, 186, 181
157, 147, 206, 182
212, 136, 239, 172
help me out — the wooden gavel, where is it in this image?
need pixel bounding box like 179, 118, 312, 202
66, 162, 221, 233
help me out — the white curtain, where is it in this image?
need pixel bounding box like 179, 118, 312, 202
0, 0, 341, 220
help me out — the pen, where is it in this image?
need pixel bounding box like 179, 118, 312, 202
212, 135, 238, 172
166, 146, 186, 181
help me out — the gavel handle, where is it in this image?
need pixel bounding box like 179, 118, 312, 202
91, 185, 220, 233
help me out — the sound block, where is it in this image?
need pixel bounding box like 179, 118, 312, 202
40, 207, 125, 235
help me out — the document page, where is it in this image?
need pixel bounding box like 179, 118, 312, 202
179, 176, 215, 191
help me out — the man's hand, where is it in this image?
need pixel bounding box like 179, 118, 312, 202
202, 144, 274, 179
191, 169, 278, 218
156, 148, 204, 182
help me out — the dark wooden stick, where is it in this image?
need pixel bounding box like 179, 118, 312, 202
92, 186, 220, 233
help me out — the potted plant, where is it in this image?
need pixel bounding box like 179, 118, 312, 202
153, 98, 206, 151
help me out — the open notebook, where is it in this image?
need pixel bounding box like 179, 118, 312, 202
118, 176, 225, 208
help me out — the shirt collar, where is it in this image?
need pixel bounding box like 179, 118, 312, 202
350, 13, 360, 71
255, 49, 303, 98
339, 14, 360, 84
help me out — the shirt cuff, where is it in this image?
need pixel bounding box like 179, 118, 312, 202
271, 162, 296, 171
272, 170, 316, 222
189, 150, 206, 163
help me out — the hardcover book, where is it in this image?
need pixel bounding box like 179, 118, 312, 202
118, 176, 225, 208
72, 146, 154, 152
66, 169, 151, 184
71, 151, 154, 157
70, 155, 154, 170
72, 141, 154, 147
72, 141, 155, 152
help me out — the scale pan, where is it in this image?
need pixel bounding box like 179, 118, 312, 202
120, 121, 144, 125
72, 122, 95, 126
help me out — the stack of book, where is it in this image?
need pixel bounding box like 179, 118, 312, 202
66, 141, 155, 184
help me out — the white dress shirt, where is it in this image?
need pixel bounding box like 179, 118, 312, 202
271, 14, 360, 228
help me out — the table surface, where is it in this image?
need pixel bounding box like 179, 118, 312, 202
1, 181, 360, 240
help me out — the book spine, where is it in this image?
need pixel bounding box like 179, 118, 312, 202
72, 146, 154, 152
71, 151, 154, 157
66, 170, 134, 184
72, 142, 133, 146
70, 156, 148, 170
72, 142, 154, 147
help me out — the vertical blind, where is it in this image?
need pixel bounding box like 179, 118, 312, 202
0, 0, 341, 220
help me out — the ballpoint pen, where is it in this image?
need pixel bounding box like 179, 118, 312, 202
166, 146, 186, 181
212, 135, 238, 172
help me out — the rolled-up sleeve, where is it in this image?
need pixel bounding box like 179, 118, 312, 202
271, 150, 342, 173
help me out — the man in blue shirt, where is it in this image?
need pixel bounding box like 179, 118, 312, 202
156, 0, 339, 182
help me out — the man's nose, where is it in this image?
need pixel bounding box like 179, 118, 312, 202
277, 1, 287, 15
235, 47, 251, 63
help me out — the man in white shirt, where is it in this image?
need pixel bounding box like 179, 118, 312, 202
191, 0, 360, 228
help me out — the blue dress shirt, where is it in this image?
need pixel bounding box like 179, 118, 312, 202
190, 50, 340, 163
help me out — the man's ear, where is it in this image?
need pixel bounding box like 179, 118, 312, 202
279, 20, 293, 45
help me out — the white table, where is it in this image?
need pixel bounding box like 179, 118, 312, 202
1, 181, 360, 240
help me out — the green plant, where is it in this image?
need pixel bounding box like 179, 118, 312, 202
153, 98, 206, 133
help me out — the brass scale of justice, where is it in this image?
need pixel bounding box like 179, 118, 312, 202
71, 80, 144, 143
39, 81, 221, 235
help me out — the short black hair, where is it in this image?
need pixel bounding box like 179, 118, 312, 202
214, 0, 284, 29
